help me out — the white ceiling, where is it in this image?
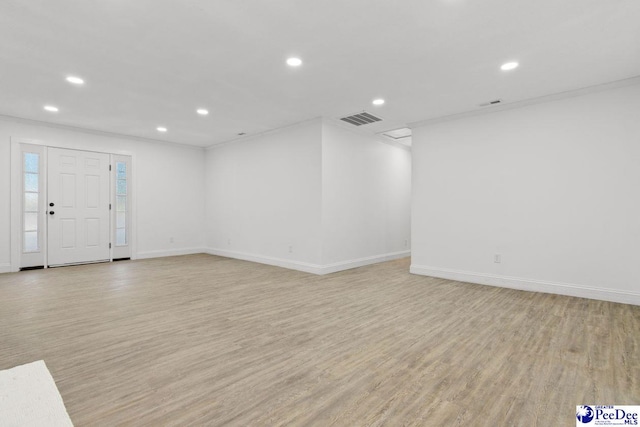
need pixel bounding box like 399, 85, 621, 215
1, 0, 638, 147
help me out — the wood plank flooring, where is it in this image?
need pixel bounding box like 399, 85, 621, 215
0, 254, 638, 426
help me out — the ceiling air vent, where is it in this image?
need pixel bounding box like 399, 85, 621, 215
381, 127, 412, 140
339, 111, 382, 126
478, 99, 503, 107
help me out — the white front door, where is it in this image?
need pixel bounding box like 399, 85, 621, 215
47, 148, 110, 266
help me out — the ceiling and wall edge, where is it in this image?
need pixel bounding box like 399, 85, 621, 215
0, 114, 205, 151
204, 117, 323, 151
204, 115, 412, 152
1, 111, 409, 153
409, 75, 640, 129
9, 74, 637, 151
321, 117, 412, 153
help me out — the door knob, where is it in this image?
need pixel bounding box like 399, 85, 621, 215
49, 211, 55, 215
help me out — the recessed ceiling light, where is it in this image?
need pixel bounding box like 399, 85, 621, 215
286, 57, 302, 67
66, 76, 85, 85
157, 127, 167, 132
500, 62, 519, 71
196, 109, 209, 116
372, 98, 385, 106
44, 105, 59, 112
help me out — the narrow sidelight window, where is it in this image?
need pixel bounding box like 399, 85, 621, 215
115, 161, 127, 246
23, 152, 40, 252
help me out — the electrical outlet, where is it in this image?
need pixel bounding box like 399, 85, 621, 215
288, 245, 293, 253
494, 254, 501, 263
404, 239, 408, 247
169, 237, 174, 244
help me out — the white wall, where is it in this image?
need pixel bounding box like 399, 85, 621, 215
321, 121, 411, 271
411, 82, 640, 305
205, 119, 324, 271
204, 118, 412, 274
2, 115, 412, 276
0, 116, 206, 272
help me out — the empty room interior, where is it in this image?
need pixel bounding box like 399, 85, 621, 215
1, 1, 639, 426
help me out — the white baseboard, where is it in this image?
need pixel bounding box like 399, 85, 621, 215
205, 248, 323, 274
206, 248, 411, 275
318, 251, 411, 275
0, 263, 12, 274
135, 247, 206, 260
410, 265, 640, 306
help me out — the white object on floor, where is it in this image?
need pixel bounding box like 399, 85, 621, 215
0, 360, 73, 427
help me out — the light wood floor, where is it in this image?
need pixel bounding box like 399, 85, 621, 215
0, 255, 638, 426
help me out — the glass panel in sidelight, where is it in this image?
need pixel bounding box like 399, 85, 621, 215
24, 231, 38, 252
24, 153, 39, 173
24, 212, 38, 231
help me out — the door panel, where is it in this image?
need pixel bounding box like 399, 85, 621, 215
86, 218, 100, 246
48, 148, 110, 266
61, 219, 76, 248
61, 174, 75, 207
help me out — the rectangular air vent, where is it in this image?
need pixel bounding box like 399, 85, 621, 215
339, 111, 382, 126
479, 99, 503, 107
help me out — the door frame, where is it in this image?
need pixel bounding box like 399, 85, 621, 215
10, 137, 137, 272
